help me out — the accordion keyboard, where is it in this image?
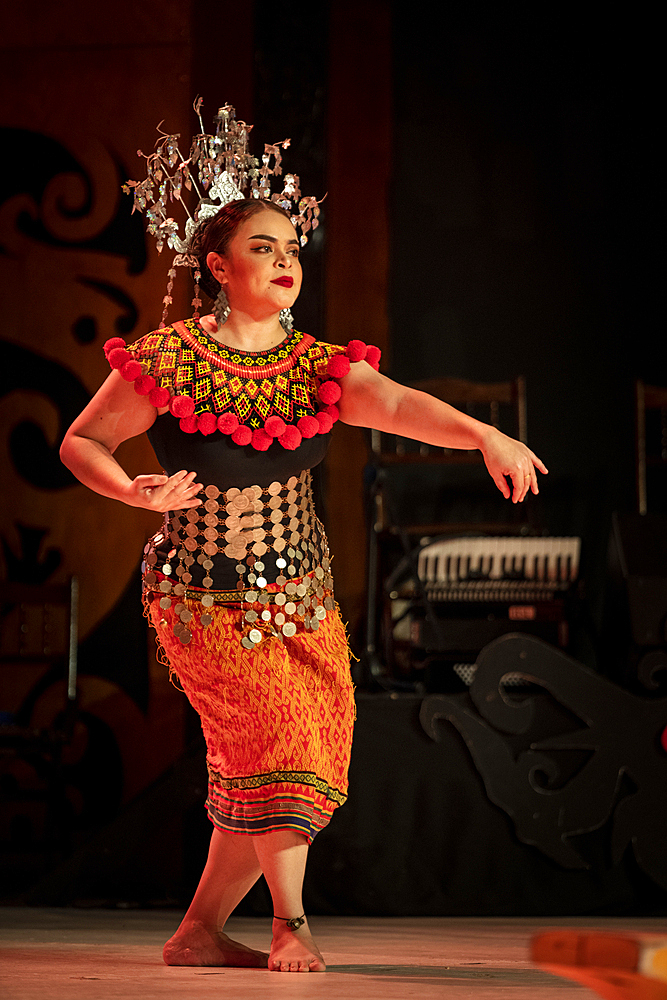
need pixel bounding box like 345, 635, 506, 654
417, 536, 581, 602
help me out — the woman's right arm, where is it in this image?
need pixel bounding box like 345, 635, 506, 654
60, 370, 202, 512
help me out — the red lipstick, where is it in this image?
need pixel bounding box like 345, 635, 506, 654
271, 277, 294, 288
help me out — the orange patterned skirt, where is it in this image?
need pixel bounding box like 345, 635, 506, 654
147, 594, 355, 843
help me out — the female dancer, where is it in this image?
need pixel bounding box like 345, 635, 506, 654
60, 195, 546, 973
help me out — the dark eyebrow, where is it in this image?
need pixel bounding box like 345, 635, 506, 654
248, 233, 300, 246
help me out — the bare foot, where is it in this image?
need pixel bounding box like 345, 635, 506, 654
163, 919, 269, 967
269, 917, 326, 972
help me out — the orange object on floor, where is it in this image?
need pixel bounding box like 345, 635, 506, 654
531, 930, 667, 1000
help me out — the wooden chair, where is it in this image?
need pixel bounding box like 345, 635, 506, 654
361, 376, 530, 687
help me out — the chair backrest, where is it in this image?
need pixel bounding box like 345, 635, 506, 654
368, 376, 529, 535
370, 375, 526, 462
636, 380, 667, 515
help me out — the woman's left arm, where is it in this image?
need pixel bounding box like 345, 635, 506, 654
337, 362, 548, 504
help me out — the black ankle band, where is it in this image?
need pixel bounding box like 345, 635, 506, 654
274, 914, 306, 931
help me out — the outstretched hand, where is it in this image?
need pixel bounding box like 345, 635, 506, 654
481, 428, 548, 503
121, 470, 203, 512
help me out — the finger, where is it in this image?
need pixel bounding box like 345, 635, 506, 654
529, 451, 549, 475
530, 466, 539, 495
167, 469, 197, 487
492, 473, 511, 500
508, 469, 523, 503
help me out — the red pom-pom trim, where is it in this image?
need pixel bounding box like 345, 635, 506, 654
217, 412, 239, 434
346, 339, 367, 363
197, 412, 218, 436
169, 395, 195, 418
297, 415, 319, 438
134, 374, 156, 396
120, 360, 142, 381
108, 347, 131, 369
252, 428, 273, 451
265, 415, 287, 438
179, 415, 198, 434
316, 411, 334, 434
327, 355, 351, 378
278, 425, 302, 450
104, 337, 126, 358
365, 345, 381, 370
149, 386, 171, 408
232, 425, 252, 446
318, 380, 342, 404
322, 403, 340, 422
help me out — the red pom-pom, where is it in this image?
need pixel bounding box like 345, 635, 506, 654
179, 415, 198, 434
297, 415, 319, 438
365, 345, 381, 370
318, 380, 342, 405
231, 425, 252, 446
169, 395, 195, 418
217, 412, 239, 434
316, 411, 334, 434
252, 428, 273, 451
108, 347, 131, 369
149, 386, 171, 407
327, 355, 351, 378
265, 415, 287, 438
197, 412, 218, 435
120, 360, 142, 381
322, 403, 340, 422
278, 425, 302, 450
345, 339, 367, 363
104, 337, 126, 358
134, 374, 156, 396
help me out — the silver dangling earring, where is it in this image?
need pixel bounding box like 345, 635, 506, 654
213, 285, 230, 326
279, 308, 294, 333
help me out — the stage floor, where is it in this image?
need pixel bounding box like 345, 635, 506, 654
1, 908, 664, 998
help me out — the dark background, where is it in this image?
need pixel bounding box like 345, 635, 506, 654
1, 1, 664, 915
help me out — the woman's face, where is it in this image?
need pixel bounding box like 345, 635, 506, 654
207, 207, 302, 319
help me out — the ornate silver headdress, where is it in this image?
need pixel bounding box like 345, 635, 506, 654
123, 98, 322, 327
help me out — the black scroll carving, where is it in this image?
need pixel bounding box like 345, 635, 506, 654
0, 341, 89, 490
420, 633, 667, 889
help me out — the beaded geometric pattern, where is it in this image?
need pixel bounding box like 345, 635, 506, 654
147, 596, 354, 842
129, 319, 346, 428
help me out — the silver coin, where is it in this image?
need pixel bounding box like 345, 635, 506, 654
282, 622, 297, 637
249, 628, 263, 644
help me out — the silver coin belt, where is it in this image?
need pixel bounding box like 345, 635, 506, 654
142, 469, 335, 647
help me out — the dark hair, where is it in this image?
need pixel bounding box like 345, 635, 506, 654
189, 199, 292, 299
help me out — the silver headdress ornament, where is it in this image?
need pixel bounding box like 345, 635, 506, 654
123, 97, 323, 328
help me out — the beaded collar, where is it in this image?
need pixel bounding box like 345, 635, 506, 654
104, 322, 380, 451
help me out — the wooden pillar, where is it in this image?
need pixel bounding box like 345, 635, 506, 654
325, 1, 392, 636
